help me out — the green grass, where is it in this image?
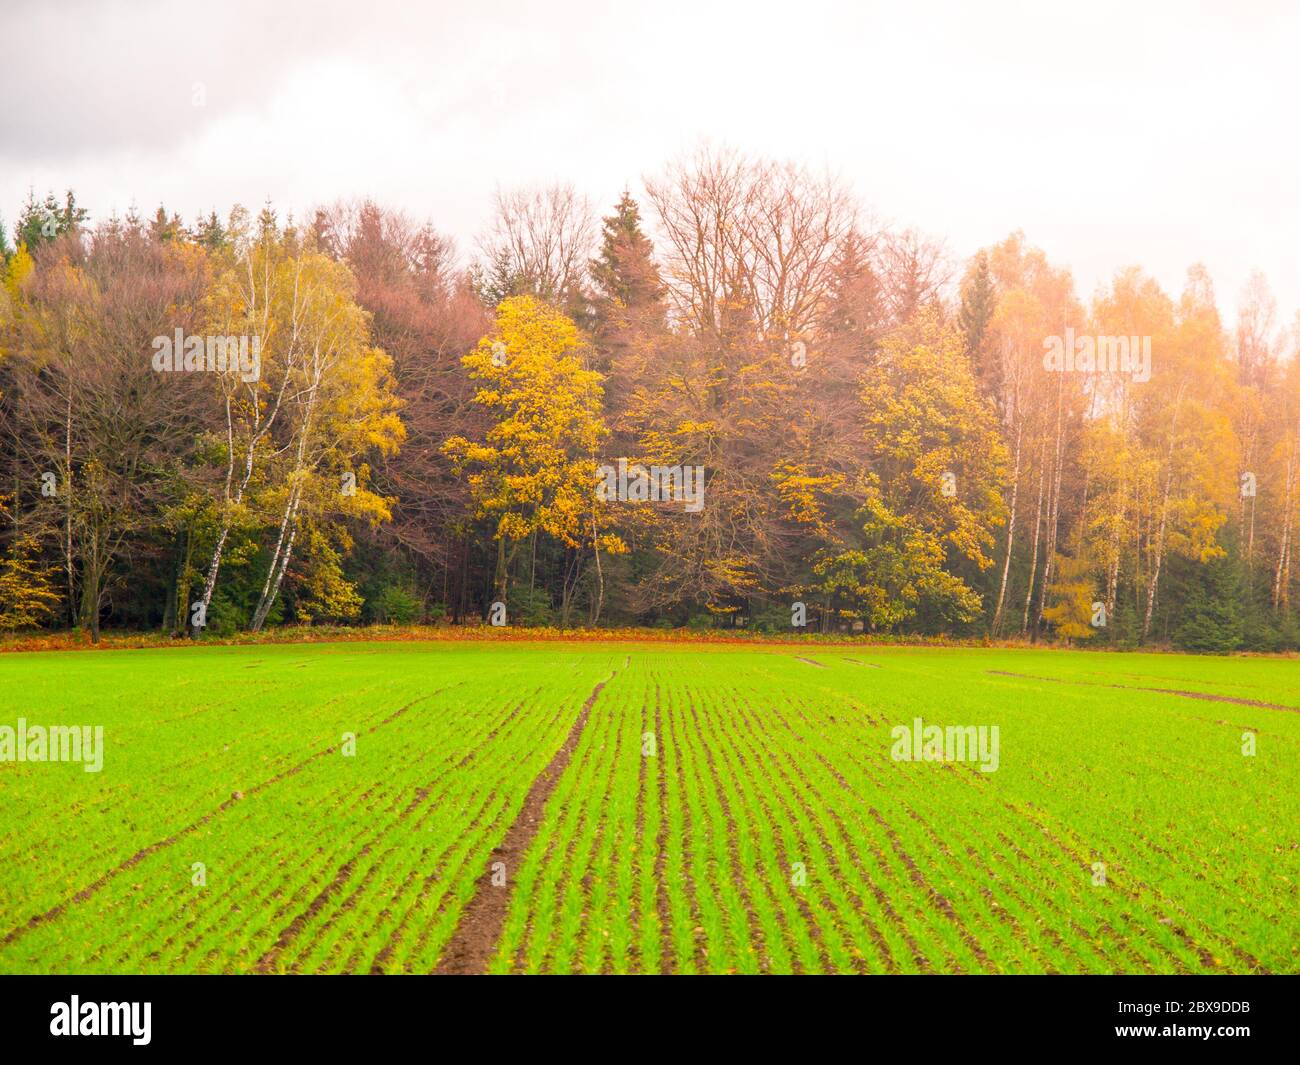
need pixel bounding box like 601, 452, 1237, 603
1, 641, 1296, 973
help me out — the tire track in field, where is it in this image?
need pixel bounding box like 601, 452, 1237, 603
433, 670, 617, 975
363, 794, 502, 972
464, 676, 618, 974
167, 690, 541, 974
986, 670, 1299, 712
497, 677, 621, 973
399, 788, 510, 968
380, 690, 588, 971
504, 703, 613, 972
301, 772, 483, 973
359, 693, 552, 973
0, 687, 456, 951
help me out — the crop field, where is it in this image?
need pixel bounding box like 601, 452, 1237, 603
0, 641, 1297, 975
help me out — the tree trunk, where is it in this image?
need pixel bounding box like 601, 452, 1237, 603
1022, 437, 1047, 634
1273, 433, 1296, 610
195, 526, 230, 637
1142, 389, 1185, 641
252, 522, 298, 632
251, 481, 302, 631
992, 418, 1023, 634
590, 514, 605, 625
1035, 377, 1066, 635
494, 536, 508, 606
64, 393, 75, 628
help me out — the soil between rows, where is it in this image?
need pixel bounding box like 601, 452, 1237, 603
434, 671, 616, 974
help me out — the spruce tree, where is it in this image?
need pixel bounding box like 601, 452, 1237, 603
1173, 553, 1244, 653
587, 192, 667, 445
16, 188, 87, 249
589, 191, 665, 349
959, 250, 997, 394
473, 247, 523, 309
820, 230, 884, 344
194, 210, 229, 251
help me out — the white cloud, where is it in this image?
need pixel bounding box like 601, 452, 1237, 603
3, 0, 1297, 331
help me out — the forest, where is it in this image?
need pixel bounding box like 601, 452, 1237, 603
1, 147, 1296, 651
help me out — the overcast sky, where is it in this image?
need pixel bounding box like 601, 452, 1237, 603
3, 0, 1297, 333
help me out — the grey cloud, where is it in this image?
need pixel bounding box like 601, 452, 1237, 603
0, 0, 458, 157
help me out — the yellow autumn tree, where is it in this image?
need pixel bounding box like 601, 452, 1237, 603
442, 295, 626, 615
1040, 549, 1097, 644
193, 222, 405, 633
0, 533, 61, 631
808, 309, 1009, 632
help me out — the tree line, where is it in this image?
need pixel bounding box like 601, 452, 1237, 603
1, 149, 1296, 652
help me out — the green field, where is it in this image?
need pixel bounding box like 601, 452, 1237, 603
1, 642, 1296, 974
